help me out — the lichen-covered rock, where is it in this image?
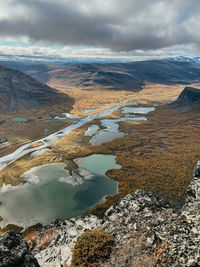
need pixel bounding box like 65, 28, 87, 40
0, 232, 40, 267
33, 160, 200, 266
34, 216, 102, 266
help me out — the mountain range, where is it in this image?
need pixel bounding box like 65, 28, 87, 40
166, 56, 200, 64
2, 60, 200, 91
1, 59, 200, 114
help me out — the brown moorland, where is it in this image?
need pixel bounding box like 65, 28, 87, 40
61, 104, 200, 217
1, 84, 200, 221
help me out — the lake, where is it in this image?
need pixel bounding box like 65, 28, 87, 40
0, 154, 120, 227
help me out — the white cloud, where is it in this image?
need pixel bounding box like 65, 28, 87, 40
0, 42, 198, 63
0, 0, 199, 61
0, 0, 199, 50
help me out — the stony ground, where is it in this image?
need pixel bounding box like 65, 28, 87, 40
1, 161, 200, 267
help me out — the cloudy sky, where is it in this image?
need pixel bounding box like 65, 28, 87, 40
0, 0, 199, 62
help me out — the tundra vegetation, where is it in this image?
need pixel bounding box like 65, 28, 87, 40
1, 84, 200, 227
63, 105, 200, 217
71, 230, 114, 266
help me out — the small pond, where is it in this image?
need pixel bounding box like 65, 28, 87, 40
121, 107, 155, 114
89, 131, 126, 145
86, 117, 147, 145
84, 124, 100, 136
101, 117, 147, 133
12, 117, 28, 122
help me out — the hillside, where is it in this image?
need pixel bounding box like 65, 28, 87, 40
0, 65, 72, 113
170, 86, 200, 106
0, 61, 63, 77
0, 61, 67, 85
57, 60, 200, 90
2, 60, 200, 91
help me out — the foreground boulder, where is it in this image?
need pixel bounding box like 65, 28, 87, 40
0, 232, 40, 267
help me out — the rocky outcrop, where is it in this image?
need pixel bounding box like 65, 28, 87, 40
170, 86, 200, 106
1, 161, 200, 266
0, 232, 39, 267
31, 159, 200, 267
34, 216, 102, 266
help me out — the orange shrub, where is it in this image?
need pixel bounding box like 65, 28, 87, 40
71, 230, 114, 266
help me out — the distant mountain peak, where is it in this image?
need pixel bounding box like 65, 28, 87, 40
166, 56, 200, 64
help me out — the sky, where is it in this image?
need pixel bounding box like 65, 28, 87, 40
0, 0, 199, 63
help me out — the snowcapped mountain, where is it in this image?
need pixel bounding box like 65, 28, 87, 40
166, 56, 200, 64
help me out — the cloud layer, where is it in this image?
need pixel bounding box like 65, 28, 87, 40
0, 0, 200, 52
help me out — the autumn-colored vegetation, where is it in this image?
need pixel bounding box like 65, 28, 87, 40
24, 228, 58, 252
71, 230, 114, 266
0, 224, 23, 235
63, 105, 200, 217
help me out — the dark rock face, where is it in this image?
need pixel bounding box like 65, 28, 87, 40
0, 65, 72, 113
0, 232, 40, 267
170, 87, 200, 106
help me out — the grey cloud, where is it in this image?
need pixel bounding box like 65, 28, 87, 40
0, 0, 200, 52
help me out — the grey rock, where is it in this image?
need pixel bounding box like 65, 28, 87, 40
31, 160, 200, 266
0, 232, 40, 267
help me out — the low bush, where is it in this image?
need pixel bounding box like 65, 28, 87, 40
71, 230, 114, 266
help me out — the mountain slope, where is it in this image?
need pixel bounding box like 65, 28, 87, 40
170, 87, 200, 106
44, 60, 200, 91
3, 60, 200, 91
0, 61, 63, 76
0, 65, 72, 113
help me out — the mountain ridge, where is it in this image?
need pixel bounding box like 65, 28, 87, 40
166, 56, 200, 64
0, 64, 73, 113
2, 60, 200, 91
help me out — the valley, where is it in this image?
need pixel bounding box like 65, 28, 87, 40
2, 1, 200, 265
0, 61, 200, 236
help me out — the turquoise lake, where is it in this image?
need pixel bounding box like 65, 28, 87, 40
0, 154, 120, 227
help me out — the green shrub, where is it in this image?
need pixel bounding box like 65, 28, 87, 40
71, 230, 114, 266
